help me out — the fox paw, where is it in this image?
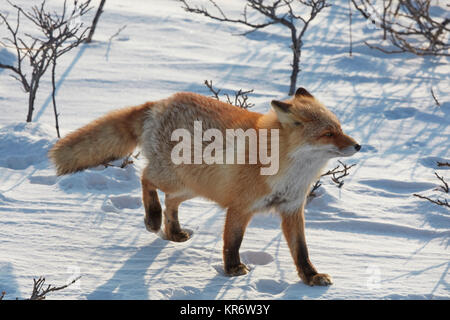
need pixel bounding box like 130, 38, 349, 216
167, 229, 190, 242
305, 273, 333, 286
225, 263, 250, 277
144, 218, 160, 233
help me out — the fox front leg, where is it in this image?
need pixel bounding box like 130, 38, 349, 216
281, 208, 332, 286
222, 208, 253, 276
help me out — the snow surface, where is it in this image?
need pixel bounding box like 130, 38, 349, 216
0, 0, 449, 300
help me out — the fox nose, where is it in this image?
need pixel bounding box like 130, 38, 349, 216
354, 144, 361, 152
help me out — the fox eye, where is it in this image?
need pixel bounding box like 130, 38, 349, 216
294, 121, 301, 126
324, 132, 334, 137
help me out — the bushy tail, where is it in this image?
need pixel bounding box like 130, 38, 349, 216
49, 103, 152, 175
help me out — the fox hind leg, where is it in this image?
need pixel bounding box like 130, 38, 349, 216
163, 193, 193, 242
141, 174, 162, 233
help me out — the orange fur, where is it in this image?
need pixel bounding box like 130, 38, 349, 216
49, 89, 359, 286
49, 102, 152, 175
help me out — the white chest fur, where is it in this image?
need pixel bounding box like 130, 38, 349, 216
251, 144, 329, 214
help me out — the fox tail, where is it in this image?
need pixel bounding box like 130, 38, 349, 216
49, 103, 151, 175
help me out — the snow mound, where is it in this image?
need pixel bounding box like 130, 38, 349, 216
57, 164, 141, 194
0, 122, 55, 170
0, 48, 16, 67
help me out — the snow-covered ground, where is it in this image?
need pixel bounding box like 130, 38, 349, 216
0, 0, 448, 299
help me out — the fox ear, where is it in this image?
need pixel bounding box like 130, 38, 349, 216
271, 100, 292, 113
295, 87, 313, 98
271, 100, 296, 125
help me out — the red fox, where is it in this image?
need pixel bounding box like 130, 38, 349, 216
49, 87, 360, 286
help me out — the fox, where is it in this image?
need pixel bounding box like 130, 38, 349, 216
49, 87, 360, 286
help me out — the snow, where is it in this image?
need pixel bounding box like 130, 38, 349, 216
0, 0, 449, 300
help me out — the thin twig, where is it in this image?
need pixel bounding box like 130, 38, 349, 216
105, 24, 127, 60
430, 88, 440, 106
309, 161, 356, 197
29, 276, 81, 300
204, 80, 255, 109
437, 161, 450, 167
435, 172, 449, 193
204, 80, 221, 100
413, 194, 449, 208
309, 180, 322, 197
321, 160, 356, 188
109, 24, 127, 42
413, 171, 449, 208
103, 152, 140, 169
348, 0, 353, 56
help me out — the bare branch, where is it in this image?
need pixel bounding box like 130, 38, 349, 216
308, 180, 322, 198
204, 80, 221, 100
85, 0, 105, 43
178, 0, 278, 29
437, 161, 450, 167
179, 0, 330, 95
413, 171, 449, 208
104, 24, 126, 60
204, 80, 255, 109
103, 152, 140, 169
321, 160, 356, 188
430, 88, 440, 107
109, 24, 127, 42
348, 0, 353, 56
309, 160, 356, 197
352, 0, 450, 56
413, 193, 449, 208
0, 0, 91, 124
0, 9, 31, 92
435, 172, 449, 193
29, 276, 81, 300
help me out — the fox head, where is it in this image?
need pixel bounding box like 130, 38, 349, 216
271, 87, 360, 158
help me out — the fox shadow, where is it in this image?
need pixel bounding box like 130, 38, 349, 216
87, 237, 169, 299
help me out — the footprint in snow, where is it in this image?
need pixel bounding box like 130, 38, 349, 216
29, 175, 57, 185
240, 251, 274, 266
85, 172, 109, 190
212, 251, 274, 276
2, 155, 38, 170
405, 140, 426, 148
102, 195, 142, 212
162, 286, 202, 299
253, 279, 289, 295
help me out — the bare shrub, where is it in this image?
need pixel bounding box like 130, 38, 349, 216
29, 276, 81, 300
309, 161, 356, 197
351, 0, 449, 56
204, 79, 255, 109
413, 172, 449, 208
179, 0, 331, 96
0, 0, 91, 135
